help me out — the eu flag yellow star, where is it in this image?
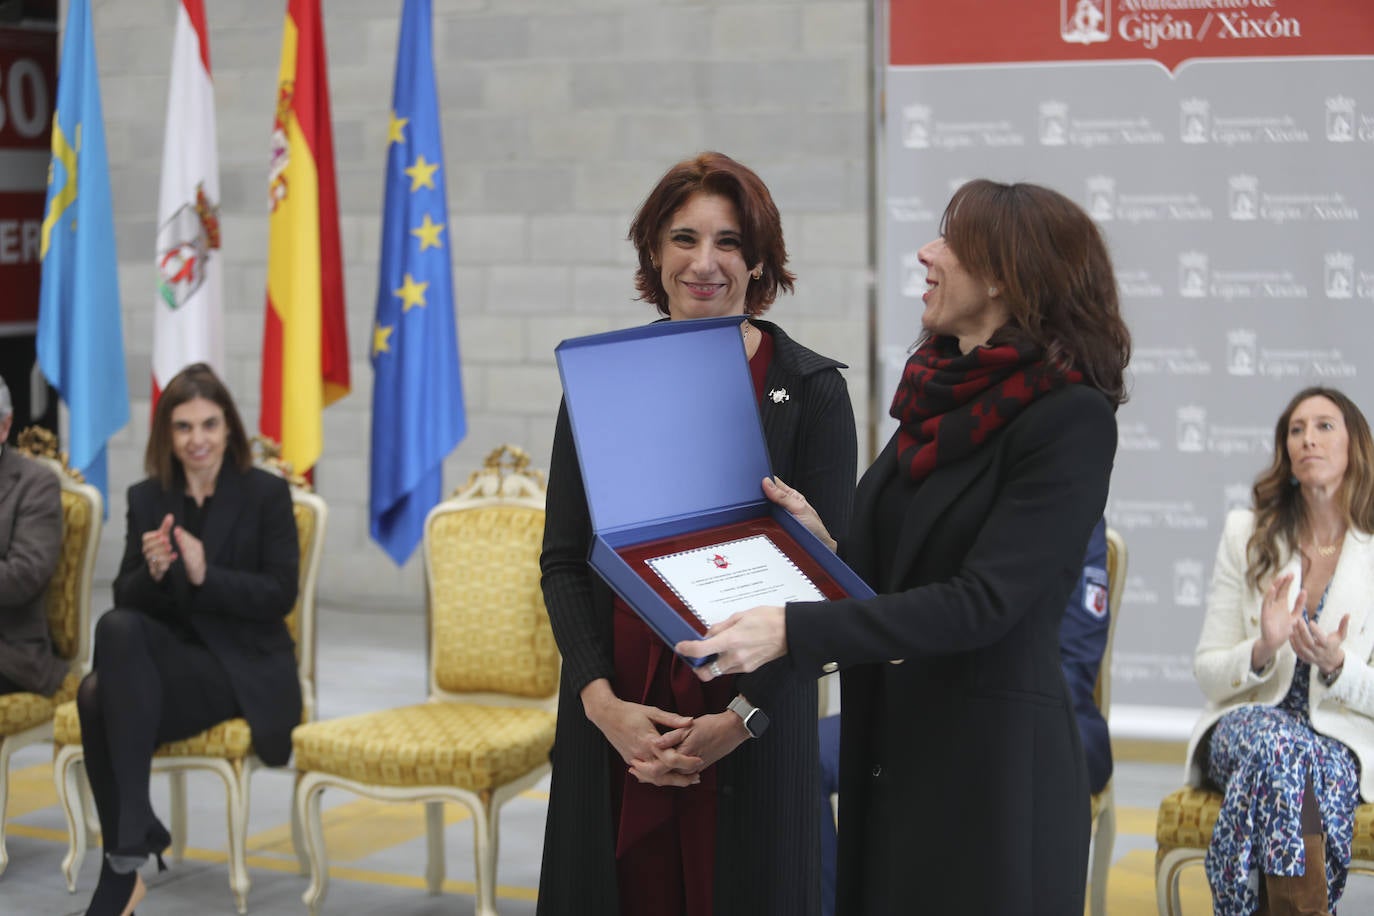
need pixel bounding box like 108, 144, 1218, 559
404, 154, 439, 192
411, 213, 445, 251
372, 321, 394, 357
394, 273, 429, 311
387, 111, 409, 146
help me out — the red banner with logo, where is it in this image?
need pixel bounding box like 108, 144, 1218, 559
0, 27, 56, 331
890, 0, 1372, 71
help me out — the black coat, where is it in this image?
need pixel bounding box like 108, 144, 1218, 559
787, 385, 1115, 915
537, 320, 857, 916
114, 464, 300, 766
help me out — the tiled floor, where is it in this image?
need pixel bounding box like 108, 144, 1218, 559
3, 605, 1372, 914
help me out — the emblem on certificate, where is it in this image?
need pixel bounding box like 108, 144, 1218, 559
646, 535, 825, 629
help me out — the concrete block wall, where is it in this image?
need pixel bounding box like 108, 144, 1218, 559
91, 0, 874, 608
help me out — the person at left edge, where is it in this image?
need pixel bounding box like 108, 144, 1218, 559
0, 372, 67, 698
76, 363, 299, 916
538, 152, 858, 916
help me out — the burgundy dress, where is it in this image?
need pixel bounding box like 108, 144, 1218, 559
610, 331, 775, 916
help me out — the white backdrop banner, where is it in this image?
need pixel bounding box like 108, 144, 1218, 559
879, 0, 1374, 729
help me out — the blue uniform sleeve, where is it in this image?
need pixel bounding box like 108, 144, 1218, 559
1058, 518, 1112, 793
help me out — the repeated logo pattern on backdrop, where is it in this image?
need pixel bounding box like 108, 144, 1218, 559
881, 0, 1374, 721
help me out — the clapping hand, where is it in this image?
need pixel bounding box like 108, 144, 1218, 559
173, 525, 207, 586
1291, 611, 1349, 680
1251, 573, 1306, 673
141, 514, 177, 582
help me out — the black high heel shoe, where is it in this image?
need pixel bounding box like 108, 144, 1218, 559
85, 858, 145, 916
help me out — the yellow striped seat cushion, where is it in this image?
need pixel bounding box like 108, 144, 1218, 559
0, 671, 81, 737
51, 701, 254, 758
1155, 787, 1224, 853
292, 703, 556, 792
1156, 786, 1374, 861
1356, 804, 1374, 861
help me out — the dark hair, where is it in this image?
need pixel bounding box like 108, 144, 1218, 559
145, 363, 251, 489
934, 179, 1131, 406
1246, 386, 1374, 590
628, 151, 795, 316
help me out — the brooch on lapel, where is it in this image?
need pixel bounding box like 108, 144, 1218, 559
768, 388, 789, 404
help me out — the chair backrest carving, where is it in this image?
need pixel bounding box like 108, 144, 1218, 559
16, 427, 102, 676
425, 445, 558, 709
1095, 527, 1128, 719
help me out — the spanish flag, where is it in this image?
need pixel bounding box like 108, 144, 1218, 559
261, 0, 349, 475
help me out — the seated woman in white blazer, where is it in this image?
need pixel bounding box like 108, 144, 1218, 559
1188, 386, 1374, 916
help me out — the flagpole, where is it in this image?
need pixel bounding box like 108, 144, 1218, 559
49, 0, 66, 457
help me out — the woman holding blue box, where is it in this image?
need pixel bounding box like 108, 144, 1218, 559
538, 152, 857, 916
680, 179, 1131, 914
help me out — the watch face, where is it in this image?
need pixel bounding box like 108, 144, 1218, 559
745, 708, 770, 738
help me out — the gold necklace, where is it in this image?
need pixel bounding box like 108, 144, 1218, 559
1307, 532, 1344, 557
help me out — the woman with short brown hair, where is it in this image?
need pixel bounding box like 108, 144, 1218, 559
539, 152, 857, 915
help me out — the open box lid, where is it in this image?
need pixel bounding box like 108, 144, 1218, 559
555, 317, 771, 536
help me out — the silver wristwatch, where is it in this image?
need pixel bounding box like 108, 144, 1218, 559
727, 695, 770, 738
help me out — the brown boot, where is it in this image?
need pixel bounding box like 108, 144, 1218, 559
1263, 834, 1333, 916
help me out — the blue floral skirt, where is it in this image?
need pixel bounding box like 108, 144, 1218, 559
1205, 705, 1360, 915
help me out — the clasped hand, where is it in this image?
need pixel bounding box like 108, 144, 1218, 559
1254, 572, 1348, 677
583, 681, 750, 788
142, 514, 208, 586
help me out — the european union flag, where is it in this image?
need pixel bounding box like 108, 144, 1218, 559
369, 0, 467, 565
37, 0, 129, 506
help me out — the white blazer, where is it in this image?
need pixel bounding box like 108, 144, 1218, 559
1186, 509, 1374, 801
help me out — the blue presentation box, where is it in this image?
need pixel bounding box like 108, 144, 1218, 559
554, 316, 874, 666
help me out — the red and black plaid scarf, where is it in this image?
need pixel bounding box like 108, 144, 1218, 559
889, 337, 1082, 482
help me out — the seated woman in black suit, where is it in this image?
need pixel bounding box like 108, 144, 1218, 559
77, 363, 299, 916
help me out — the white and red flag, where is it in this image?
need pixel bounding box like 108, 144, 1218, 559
153, 0, 222, 404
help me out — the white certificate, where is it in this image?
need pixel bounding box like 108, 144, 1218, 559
645, 534, 825, 628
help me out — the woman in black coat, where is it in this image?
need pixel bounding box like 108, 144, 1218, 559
77, 363, 299, 916
681, 180, 1132, 915
538, 152, 857, 916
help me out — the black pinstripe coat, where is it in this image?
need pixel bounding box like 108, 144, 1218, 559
537, 320, 857, 916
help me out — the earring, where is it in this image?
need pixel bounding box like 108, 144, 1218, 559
1290, 474, 1299, 486
752, 268, 763, 280
988, 286, 998, 296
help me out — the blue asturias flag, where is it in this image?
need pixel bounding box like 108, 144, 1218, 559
37, 0, 129, 506
369, 0, 467, 565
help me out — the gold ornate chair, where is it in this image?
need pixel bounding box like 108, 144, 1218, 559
0, 429, 101, 876
1155, 759, 1374, 911
50, 441, 326, 913
1087, 526, 1127, 916
291, 445, 559, 916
